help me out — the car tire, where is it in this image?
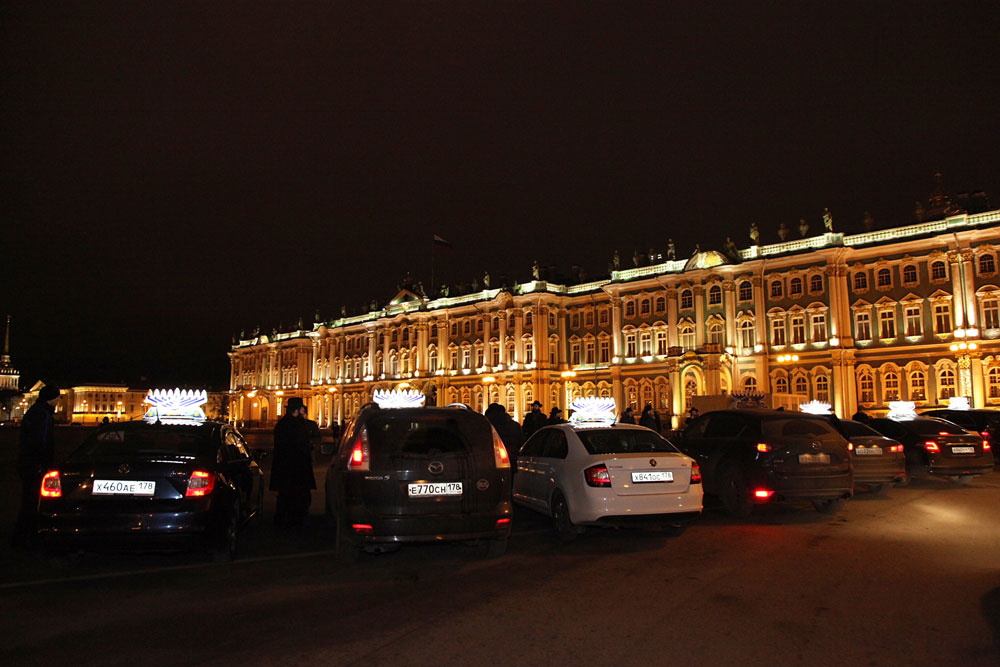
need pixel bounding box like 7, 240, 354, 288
551, 492, 581, 543
719, 465, 753, 519
950, 475, 976, 485
868, 483, 887, 495
212, 499, 240, 562
481, 537, 508, 559
812, 498, 846, 514
662, 523, 687, 537
334, 509, 361, 564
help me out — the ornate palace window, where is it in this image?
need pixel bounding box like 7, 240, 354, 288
739, 281, 753, 301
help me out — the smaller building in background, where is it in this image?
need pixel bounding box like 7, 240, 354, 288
21, 382, 228, 424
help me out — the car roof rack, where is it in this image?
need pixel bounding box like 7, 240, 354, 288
444, 402, 472, 411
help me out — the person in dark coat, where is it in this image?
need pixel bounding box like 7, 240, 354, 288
485, 402, 524, 473
270, 397, 316, 528
12, 384, 60, 549
639, 403, 661, 432
522, 400, 547, 438
619, 407, 636, 424
852, 408, 871, 422
548, 407, 567, 424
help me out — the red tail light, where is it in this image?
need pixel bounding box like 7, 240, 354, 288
495, 518, 511, 528
40, 470, 61, 498
924, 441, 940, 452
492, 429, 510, 469
352, 523, 374, 534
889, 444, 903, 453
185, 470, 216, 497
754, 488, 774, 499
847, 442, 854, 451
585, 463, 611, 487
981, 430, 990, 439
756, 443, 772, 452
690, 463, 702, 484
348, 427, 370, 471
983, 440, 991, 451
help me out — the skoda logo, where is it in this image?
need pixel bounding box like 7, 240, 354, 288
428, 461, 444, 475
118, 464, 131, 474
649, 459, 657, 467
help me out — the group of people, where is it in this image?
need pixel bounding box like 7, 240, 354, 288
619, 403, 666, 432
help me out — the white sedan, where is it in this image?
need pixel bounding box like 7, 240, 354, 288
513, 423, 703, 542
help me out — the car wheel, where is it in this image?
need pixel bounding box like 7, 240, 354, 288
551, 493, 581, 543
480, 537, 508, 559
812, 498, 846, 514
662, 523, 687, 537
950, 475, 975, 485
212, 499, 240, 562
334, 509, 361, 564
868, 483, 887, 495
719, 465, 753, 519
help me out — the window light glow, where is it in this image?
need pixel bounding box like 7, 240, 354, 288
143, 388, 208, 424
569, 397, 618, 427
799, 400, 832, 415
372, 388, 426, 409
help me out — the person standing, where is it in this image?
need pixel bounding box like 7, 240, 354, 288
12, 384, 60, 549
270, 397, 316, 529
548, 407, 567, 424
639, 403, 661, 432
522, 400, 547, 438
485, 403, 524, 473
619, 406, 636, 424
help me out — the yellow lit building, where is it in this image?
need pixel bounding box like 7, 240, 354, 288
229, 205, 1000, 428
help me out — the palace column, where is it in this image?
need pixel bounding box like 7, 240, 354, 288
752, 276, 770, 393
667, 288, 679, 348
694, 285, 706, 348
723, 280, 737, 348
514, 307, 525, 366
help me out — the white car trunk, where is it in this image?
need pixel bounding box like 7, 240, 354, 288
604, 452, 693, 495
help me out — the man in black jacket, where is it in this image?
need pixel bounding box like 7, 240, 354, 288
270, 397, 316, 529
12, 384, 60, 549
522, 400, 547, 438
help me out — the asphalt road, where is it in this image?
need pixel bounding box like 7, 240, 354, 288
1, 427, 999, 666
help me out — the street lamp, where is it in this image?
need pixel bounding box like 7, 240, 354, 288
116, 400, 123, 421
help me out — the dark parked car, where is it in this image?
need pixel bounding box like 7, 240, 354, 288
867, 416, 994, 483
835, 419, 906, 492
920, 408, 1000, 456
675, 410, 853, 517
325, 403, 512, 560
37, 420, 264, 560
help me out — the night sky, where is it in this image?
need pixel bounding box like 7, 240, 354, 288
4, 1, 999, 390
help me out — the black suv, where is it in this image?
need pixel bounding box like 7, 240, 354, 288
325, 404, 512, 560
675, 410, 853, 517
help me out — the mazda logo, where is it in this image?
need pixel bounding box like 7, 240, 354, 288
812, 442, 821, 451
428, 461, 444, 475
649, 459, 657, 467
118, 464, 131, 474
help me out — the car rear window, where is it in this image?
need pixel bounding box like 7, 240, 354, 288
906, 419, 969, 436
74, 427, 212, 458
839, 420, 882, 438
763, 418, 839, 439
576, 428, 677, 455
367, 412, 490, 455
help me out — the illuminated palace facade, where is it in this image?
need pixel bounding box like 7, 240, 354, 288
229, 209, 1000, 428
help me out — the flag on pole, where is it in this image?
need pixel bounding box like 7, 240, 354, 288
433, 234, 453, 252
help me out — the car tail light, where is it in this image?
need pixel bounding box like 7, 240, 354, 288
983, 440, 991, 451
584, 463, 611, 487
495, 518, 511, 528
348, 427, 370, 471
352, 523, 374, 534
847, 442, 854, 451
924, 441, 940, 452
492, 429, 510, 469
690, 463, 702, 484
889, 444, 903, 453
754, 488, 774, 499
185, 470, 216, 497
981, 430, 990, 439
756, 443, 772, 452
40, 470, 61, 498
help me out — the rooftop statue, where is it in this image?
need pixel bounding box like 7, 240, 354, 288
799, 218, 809, 237
823, 207, 834, 232
613, 250, 621, 269
778, 223, 789, 241
749, 223, 760, 245
863, 211, 874, 231
483, 271, 490, 288
666, 238, 676, 260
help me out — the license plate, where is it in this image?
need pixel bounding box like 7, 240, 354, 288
798, 453, 830, 464
855, 447, 883, 456
408, 482, 463, 497
93, 480, 156, 495
631, 471, 673, 483
951, 446, 975, 454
